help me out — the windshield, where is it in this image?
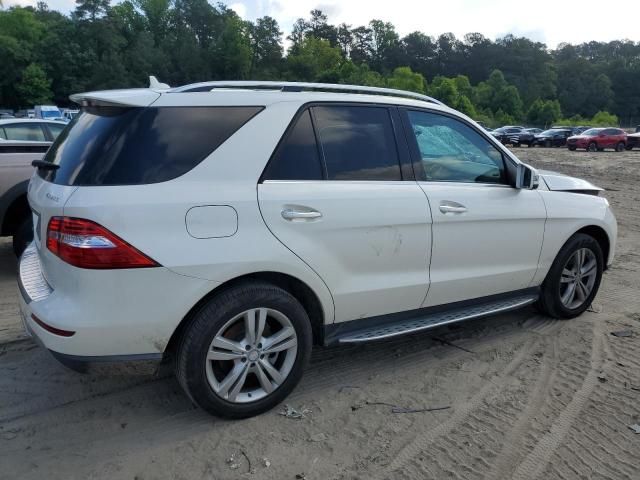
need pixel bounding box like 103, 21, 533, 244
582, 128, 603, 136
539, 129, 562, 136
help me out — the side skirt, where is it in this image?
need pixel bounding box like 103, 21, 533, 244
324, 288, 539, 346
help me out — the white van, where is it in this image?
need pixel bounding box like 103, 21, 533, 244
34, 105, 63, 121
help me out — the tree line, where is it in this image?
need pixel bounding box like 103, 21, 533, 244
1, 2, 639, 127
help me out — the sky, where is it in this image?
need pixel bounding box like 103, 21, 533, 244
5, 0, 640, 48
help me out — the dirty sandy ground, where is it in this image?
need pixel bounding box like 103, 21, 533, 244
1, 148, 639, 480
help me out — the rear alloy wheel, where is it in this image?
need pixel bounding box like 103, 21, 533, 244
588, 142, 598, 152
176, 282, 312, 418
615, 141, 625, 152
536, 233, 603, 319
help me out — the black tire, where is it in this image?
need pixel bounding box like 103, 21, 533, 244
588, 142, 598, 152
536, 233, 603, 319
615, 142, 625, 152
176, 281, 313, 419
625, 145, 633, 151
544, 140, 552, 148
12, 217, 33, 257
568, 146, 576, 151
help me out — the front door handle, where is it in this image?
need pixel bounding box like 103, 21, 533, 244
439, 201, 467, 214
281, 208, 323, 221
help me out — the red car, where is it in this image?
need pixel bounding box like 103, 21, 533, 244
567, 128, 627, 152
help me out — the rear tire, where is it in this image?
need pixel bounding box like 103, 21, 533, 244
588, 142, 597, 152
12, 217, 33, 257
176, 281, 312, 418
536, 233, 603, 319
615, 142, 625, 152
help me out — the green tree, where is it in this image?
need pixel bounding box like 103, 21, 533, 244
286, 37, 342, 81
386, 66, 425, 93
16, 63, 52, 105
527, 99, 561, 127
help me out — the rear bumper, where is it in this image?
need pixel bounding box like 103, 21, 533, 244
17, 242, 218, 365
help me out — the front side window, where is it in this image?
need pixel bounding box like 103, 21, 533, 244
312, 105, 401, 181
406, 110, 505, 184
2, 123, 47, 141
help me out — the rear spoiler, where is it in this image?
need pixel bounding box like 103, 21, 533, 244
69, 89, 161, 107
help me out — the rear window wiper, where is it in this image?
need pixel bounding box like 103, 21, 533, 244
32, 160, 60, 170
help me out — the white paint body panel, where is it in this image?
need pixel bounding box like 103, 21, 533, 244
258, 181, 432, 322
185, 205, 238, 238
420, 183, 547, 307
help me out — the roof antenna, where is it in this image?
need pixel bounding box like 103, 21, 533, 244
149, 76, 170, 89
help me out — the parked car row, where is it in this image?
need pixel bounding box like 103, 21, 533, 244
0, 106, 79, 123
488, 124, 638, 151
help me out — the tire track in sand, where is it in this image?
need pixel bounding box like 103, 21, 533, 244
377, 336, 540, 480
509, 321, 607, 480
485, 335, 559, 480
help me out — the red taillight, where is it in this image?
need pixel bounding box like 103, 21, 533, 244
46, 217, 159, 269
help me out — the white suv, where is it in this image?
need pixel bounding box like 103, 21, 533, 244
18, 80, 616, 418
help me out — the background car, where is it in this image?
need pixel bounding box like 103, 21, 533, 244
0, 139, 51, 255
490, 126, 535, 147
0, 119, 65, 142
566, 128, 627, 152
524, 127, 542, 135
626, 132, 640, 150
532, 128, 573, 147
34, 105, 64, 121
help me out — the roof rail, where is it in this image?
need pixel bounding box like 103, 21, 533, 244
169, 81, 445, 106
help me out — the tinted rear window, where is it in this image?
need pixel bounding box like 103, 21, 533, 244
262, 109, 324, 180
39, 106, 263, 185
313, 105, 401, 181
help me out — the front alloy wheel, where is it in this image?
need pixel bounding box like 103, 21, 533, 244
559, 248, 598, 309
536, 233, 603, 319
206, 308, 298, 403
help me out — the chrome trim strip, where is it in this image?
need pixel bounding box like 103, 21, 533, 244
338, 295, 537, 343
18, 243, 52, 303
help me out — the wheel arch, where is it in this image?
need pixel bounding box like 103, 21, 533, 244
575, 225, 610, 270
0, 181, 30, 236
164, 271, 327, 359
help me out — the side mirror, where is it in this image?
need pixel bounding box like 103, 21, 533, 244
515, 163, 539, 190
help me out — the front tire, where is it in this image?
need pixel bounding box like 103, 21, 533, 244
615, 141, 625, 152
588, 142, 598, 152
176, 282, 312, 418
536, 233, 603, 319
12, 217, 33, 257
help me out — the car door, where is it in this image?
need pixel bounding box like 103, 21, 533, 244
258, 104, 432, 323
401, 108, 547, 308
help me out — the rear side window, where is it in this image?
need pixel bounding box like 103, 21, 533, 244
262, 110, 323, 180
313, 105, 401, 181
2, 123, 47, 141
39, 106, 263, 186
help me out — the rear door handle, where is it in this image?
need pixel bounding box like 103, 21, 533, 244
281, 208, 323, 221
439, 201, 467, 214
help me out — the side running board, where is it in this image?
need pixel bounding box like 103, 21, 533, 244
335, 293, 538, 344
